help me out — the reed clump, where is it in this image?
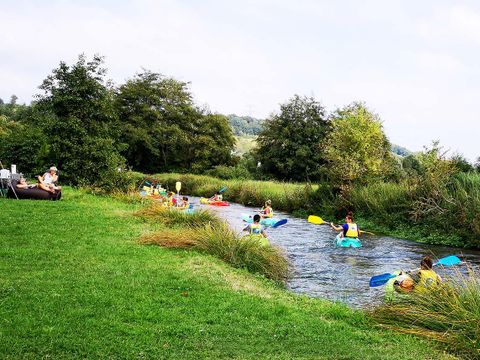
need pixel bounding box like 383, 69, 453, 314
371, 267, 480, 359
138, 208, 290, 283
135, 204, 220, 228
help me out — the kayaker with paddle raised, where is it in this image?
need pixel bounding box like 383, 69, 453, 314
330, 215, 360, 239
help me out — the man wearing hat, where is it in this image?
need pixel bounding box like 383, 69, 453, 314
37, 166, 62, 193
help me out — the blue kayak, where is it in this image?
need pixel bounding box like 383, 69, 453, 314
335, 233, 362, 248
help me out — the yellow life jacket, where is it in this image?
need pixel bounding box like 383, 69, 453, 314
415, 269, 440, 292
168, 197, 174, 207
264, 207, 273, 218
345, 223, 359, 238
250, 223, 263, 235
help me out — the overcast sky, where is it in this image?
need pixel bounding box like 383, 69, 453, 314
1, 0, 479, 160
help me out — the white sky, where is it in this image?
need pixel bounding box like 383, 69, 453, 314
1, 0, 479, 160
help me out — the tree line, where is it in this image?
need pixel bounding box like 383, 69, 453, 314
0, 55, 235, 185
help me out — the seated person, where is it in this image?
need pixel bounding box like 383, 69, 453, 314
261, 200, 273, 218
37, 166, 62, 193
16, 177, 36, 189
181, 196, 190, 208
209, 192, 222, 201
243, 214, 268, 238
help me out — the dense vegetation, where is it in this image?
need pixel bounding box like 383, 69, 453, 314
228, 114, 264, 136
1, 54, 480, 248
0, 188, 454, 359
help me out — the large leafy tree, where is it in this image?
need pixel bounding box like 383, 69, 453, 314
116, 71, 235, 173
254, 95, 330, 181
35, 54, 124, 185
323, 102, 392, 187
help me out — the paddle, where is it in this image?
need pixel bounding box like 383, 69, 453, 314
175, 182, 181, 207
272, 219, 288, 228
218, 186, 227, 194
308, 215, 327, 225
369, 255, 462, 287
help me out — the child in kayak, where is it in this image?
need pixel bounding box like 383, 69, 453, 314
209, 192, 223, 202
181, 196, 190, 209
243, 214, 268, 238
411, 256, 442, 292
261, 200, 273, 219
330, 215, 359, 238
393, 256, 442, 294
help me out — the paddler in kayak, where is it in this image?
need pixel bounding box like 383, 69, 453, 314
392, 256, 442, 294
209, 192, 223, 202
243, 214, 268, 238
260, 200, 273, 219
330, 214, 360, 239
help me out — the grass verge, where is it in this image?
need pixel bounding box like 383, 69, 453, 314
0, 187, 456, 359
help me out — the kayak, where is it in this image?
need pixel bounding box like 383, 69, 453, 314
334, 233, 362, 248
200, 197, 229, 206
242, 214, 278, 227
384, 271, 413, 302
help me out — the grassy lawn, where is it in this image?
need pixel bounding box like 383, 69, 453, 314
0, 189, 453, 359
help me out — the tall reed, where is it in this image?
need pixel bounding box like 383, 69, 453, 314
371, 267, 480, 358
138, 205, 290, 283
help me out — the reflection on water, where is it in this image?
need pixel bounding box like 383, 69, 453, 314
191, 197, 480, 308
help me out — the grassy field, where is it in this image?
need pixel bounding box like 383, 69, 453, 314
0, 189, 455, 359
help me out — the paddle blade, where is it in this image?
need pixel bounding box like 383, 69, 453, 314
308, 215, 325, 225
219, 186, 227, 193
435, 255, 461, 267
369, 273, 396, 287
272, 219, 288, 228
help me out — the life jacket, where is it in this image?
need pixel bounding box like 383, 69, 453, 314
250, 223, 262, 235
415, 269, 440, 292
264, 207, 273, 218
344, 223, 359, 238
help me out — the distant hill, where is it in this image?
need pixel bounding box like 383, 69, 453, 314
228, 114, 265, 136
391, 144, 412, 157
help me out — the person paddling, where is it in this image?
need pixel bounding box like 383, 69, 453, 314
330, 215, 360, 239
411, 256, 442, 292
243, 214, 268, 238
261, 200, 273, 219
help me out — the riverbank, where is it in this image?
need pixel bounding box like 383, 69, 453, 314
143, 172, 479, 249
0, 188, 452, 359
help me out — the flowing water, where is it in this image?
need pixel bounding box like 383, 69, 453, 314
191, 198, 480, 308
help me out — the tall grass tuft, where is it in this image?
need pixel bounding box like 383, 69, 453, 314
371, 267, 480, 358
135, 204, 221, 228
139, 218, 290, 283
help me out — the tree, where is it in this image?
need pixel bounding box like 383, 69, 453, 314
254, 95, 330, 181
9, 94, 18, 106
323, 102, 392, 187
35, 54, 124, 185
116, 71, 235, 173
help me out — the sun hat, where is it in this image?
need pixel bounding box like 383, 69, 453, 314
49, 166, 58, 172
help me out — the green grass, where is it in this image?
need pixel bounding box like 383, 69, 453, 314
0, 188, 456, 359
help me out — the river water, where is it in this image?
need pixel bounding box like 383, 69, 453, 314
191, 198, 480, 308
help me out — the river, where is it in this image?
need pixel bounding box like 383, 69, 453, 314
191, 198, 480, 308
